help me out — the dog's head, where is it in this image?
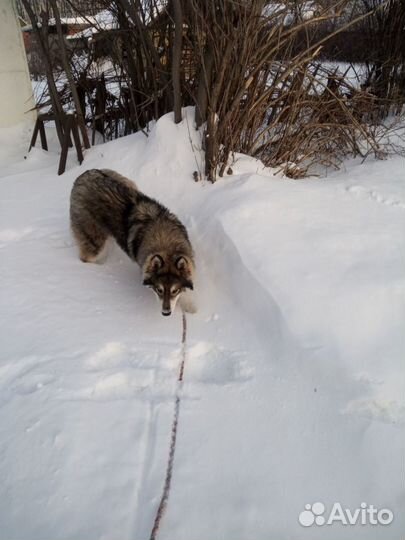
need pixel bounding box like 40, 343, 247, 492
143, 254, 194, 316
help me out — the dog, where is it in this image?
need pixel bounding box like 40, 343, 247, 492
70, 169, 195, 316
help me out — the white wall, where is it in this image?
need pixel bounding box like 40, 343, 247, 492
0, 0, 35, 128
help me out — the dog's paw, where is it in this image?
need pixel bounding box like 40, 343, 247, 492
179, 294, 197, 314
184, 302, 198, 314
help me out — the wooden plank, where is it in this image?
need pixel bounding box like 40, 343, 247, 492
28, 119, 40, 152
58, 115, 73, 175
71, 118, 84, 165
38, 113, 55, 121
38, 121, 48, 151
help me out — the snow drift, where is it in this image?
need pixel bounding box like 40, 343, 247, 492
0, 109, 404, 540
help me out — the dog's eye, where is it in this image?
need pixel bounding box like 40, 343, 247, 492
156, 286, 164, 295
172, 288, 180, 296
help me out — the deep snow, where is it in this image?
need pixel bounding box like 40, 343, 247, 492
0, 109, 404, 540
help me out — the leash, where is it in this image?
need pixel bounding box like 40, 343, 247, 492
149, 311, 187, 540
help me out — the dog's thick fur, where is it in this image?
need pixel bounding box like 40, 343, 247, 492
70, 169, 195, 315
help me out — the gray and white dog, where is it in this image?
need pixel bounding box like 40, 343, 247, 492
70, 169, 195, 316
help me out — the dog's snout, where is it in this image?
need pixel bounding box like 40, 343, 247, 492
162, 310, 171, 316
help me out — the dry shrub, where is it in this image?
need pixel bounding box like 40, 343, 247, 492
185, 0, 402, 180
21, 0, 405, 179
361, 0, 405, 115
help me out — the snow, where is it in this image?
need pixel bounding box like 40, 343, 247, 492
67, 10, 117, 40
263, 1, 319, 25
320, 62, 368, 88
21, 17, 98, 32
0, 109, 404, 540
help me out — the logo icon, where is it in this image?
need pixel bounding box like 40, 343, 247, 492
299, 502, 325, 527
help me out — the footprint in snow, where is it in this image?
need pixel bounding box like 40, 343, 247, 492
0, 355, 55, 405
54, 341, 179, 403
186, 341, 252, 385
86, 342, 129, 371
344, 398, 405, 425
13, 372, 56, 395
85, 341, 166, 372
0, 227, 34, 248
83, 371, 154, 401
346, 185, 405, 209
79, 340, 251, 401
0, 355, 53, 388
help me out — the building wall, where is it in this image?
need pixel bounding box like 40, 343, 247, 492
0, 0, 35, 128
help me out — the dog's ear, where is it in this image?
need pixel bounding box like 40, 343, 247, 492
143, 277, 153, 287
184, 280, 194, 290
175, 256, 189, 271
150, 254, 164, 272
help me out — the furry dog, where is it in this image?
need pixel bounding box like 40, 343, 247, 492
70, 169, 195, 316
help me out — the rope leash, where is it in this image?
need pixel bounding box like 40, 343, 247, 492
149, 311, 187, 540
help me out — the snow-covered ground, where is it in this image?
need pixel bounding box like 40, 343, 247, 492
0, 109, 404, 540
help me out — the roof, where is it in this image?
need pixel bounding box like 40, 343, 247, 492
21, 16, 98, 32
66, 10, 117, 40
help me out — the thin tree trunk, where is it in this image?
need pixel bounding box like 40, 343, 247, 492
172, 0, 183, 123
195, 47, 214, 127
205, 39, 233, 181
49, 0, 90, 149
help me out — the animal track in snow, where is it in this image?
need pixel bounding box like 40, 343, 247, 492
69, 371, 154, 401
86, 342, 129, 371
0, 340, 251, 407
85, 341, 167, 372
186, 341, 252, 385
0, 355, 53, 389
0, 227, 34, 247
0, 355, 56, 405
13, 372, 56, 396
346, 185, 405, 209
344, 397, 405, 424
55, 341, 179, 403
